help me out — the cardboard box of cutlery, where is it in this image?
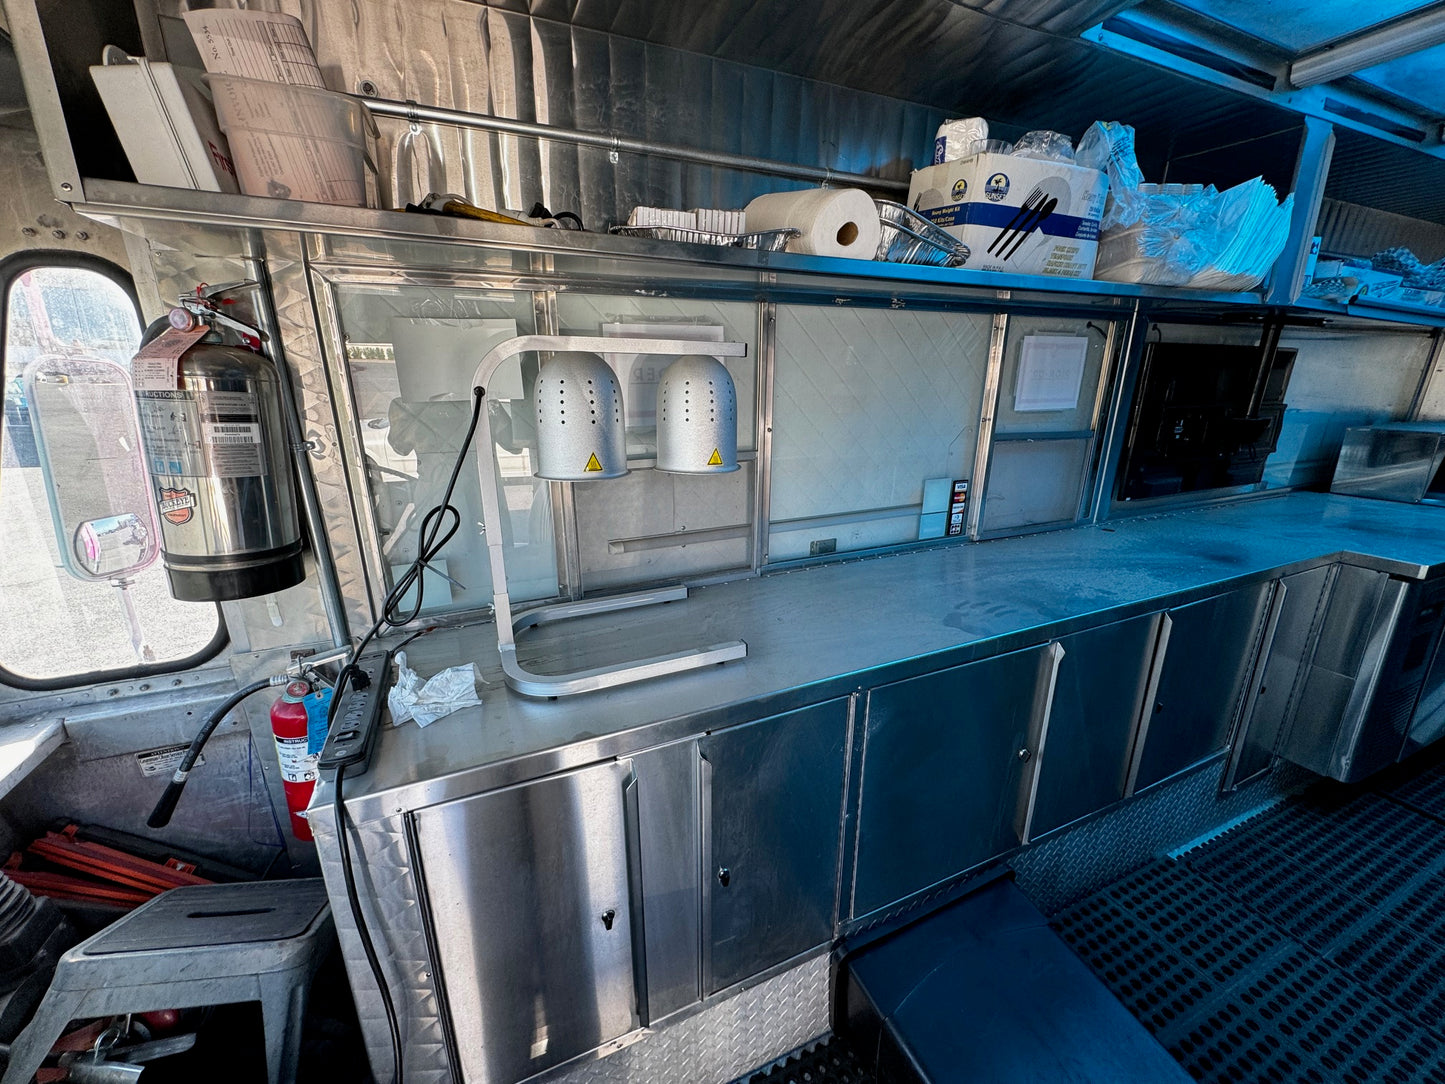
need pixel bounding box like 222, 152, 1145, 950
907, 155, 1108, 277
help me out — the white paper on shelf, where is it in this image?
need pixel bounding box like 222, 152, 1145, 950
208, 75, 365, 204
183, 8, 324, 87
1015, 335, 1088, 412
601, 321, 725, 432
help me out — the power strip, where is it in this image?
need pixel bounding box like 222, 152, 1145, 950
318, 652, 391, 773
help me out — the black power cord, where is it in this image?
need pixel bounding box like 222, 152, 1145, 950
334, 764, 402, 1084
326, 385, 486, 1084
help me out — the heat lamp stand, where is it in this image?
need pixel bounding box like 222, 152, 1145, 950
472, 335, 750, 697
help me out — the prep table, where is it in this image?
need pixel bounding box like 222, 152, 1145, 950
311, 489, 1445, 1084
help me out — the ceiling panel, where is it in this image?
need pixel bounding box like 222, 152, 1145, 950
1353, 42, 1445, 117
1160, 0, 1433, 53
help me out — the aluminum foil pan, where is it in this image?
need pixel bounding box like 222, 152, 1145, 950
874, 201, 971, 267
609, 225, 799, 252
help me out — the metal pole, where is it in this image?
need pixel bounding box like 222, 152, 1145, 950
360, 96, 911, 195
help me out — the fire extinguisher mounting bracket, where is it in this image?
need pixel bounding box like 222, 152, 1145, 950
317, 652, 391, 773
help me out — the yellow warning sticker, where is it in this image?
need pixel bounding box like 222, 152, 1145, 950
585, 452, 603, 472
707, 448, 723, 466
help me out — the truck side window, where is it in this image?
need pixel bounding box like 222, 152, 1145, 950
0, 253, 225, 690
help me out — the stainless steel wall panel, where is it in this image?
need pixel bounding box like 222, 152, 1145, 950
158, 1, 945, 226
1316, 198, 1445, 263
1267, 327, 1434, 490
263, 231, 373, 637
412, 761, 639, 1084
312, 810, 453, 1084
769, 305, 991, 561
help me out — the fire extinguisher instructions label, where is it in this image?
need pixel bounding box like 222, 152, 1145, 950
274, 735, 319, 783
131, 326, 207, 390
136, 390, 266, 479
137, 745, 206, 777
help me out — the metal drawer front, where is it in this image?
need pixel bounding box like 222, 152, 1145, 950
413, 761, 637, 1084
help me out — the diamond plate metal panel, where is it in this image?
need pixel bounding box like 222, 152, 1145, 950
312, 810, 453, 1084
543, 953, 830, 1084
769, 306, 990, 559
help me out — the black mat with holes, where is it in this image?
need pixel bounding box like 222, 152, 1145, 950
1052, 753, 1445, 1084
738, 1038, 878, 1084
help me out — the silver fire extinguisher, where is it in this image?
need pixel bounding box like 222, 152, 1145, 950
131, 292, 305, 602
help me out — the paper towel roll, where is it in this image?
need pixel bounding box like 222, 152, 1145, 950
743, 187, 882, 259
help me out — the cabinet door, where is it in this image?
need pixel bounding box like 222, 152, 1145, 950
700, 699, 848, 994
1128, 583, 1272, 794
853, 645, 1052, 919
1023, 614, 1160, 841
413, 762, 638, 1083
1224, 568, 1331, 790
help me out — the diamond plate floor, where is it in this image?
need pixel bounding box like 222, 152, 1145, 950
1052, 751, 1445, 1084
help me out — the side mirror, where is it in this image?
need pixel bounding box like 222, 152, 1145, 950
22, 354, 159, 582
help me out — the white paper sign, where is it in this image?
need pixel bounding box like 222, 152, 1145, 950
1014, 335, 1088, 413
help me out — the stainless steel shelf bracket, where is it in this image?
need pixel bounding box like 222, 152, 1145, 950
472, 335, 750, 697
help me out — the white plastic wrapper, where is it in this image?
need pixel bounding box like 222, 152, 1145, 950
933, 117, 989, 164
387, 650, 481, 728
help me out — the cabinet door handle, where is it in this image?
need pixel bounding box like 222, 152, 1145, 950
621, 767, 648, 1026
699, 747, 716, 994
1125, 612, 1173, 797
1017, 640, 1065, 845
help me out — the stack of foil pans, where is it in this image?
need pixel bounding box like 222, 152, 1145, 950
874, 200, 971, 267
609, 225, 799, 252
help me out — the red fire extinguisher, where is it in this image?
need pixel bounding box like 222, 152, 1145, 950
271, 680, 319, 841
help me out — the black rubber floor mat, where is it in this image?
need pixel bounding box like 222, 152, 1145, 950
738, 1037, 881, 1084
1055, 859, 1445, 1084
1183, 794, 1445, 954
1377, 759, 1445, 822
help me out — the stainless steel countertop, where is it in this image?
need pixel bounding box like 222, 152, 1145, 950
319, 491, 1445, 822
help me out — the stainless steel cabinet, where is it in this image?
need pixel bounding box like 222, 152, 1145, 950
701, 699, 849, 994
1281, 567, 1445, 780
852, 645, 1054, 919
1022, 614, 1160, 841
1224, 568, 1332, 790
412, 761, 640, 1084
1127, 583, 1272, 794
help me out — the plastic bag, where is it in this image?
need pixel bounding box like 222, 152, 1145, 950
1011, 130, 1075, 163
1076, 121, 1144, 230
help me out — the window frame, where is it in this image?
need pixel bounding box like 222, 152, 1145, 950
0, 249, 228, 691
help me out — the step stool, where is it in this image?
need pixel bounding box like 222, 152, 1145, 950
1, 879, 332, 1084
